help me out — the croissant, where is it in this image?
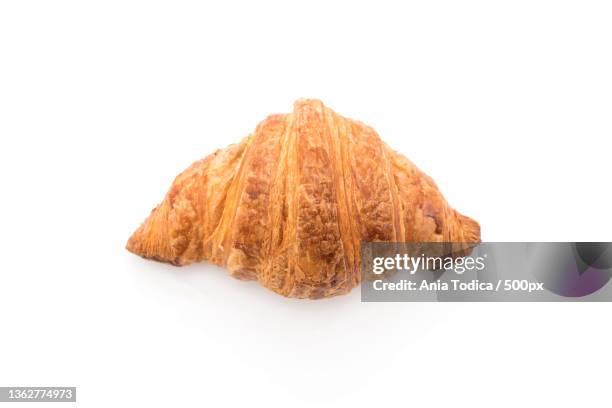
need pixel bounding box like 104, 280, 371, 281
127, 99, 480, 299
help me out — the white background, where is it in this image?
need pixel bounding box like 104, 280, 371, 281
1, 1, 611, 407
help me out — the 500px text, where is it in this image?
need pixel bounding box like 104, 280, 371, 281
373, 279, 545, 292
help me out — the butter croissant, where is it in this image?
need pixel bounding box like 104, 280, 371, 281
127, 99, 480, 299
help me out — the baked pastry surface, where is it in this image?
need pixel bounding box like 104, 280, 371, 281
127, 99, 480, 298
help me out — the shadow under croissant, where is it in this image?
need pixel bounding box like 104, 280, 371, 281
127, 250, 362, 306
127, 99, 480, 299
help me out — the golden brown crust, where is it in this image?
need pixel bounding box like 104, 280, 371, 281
126, 99, 480, 299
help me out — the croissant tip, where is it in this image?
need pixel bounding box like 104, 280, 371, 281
125, 227, 143, 256
125, 222, 154, 257
126, 231, 184, 266
460, 214, 481, 243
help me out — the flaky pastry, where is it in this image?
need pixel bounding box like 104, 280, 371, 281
127, 99, 480, 298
